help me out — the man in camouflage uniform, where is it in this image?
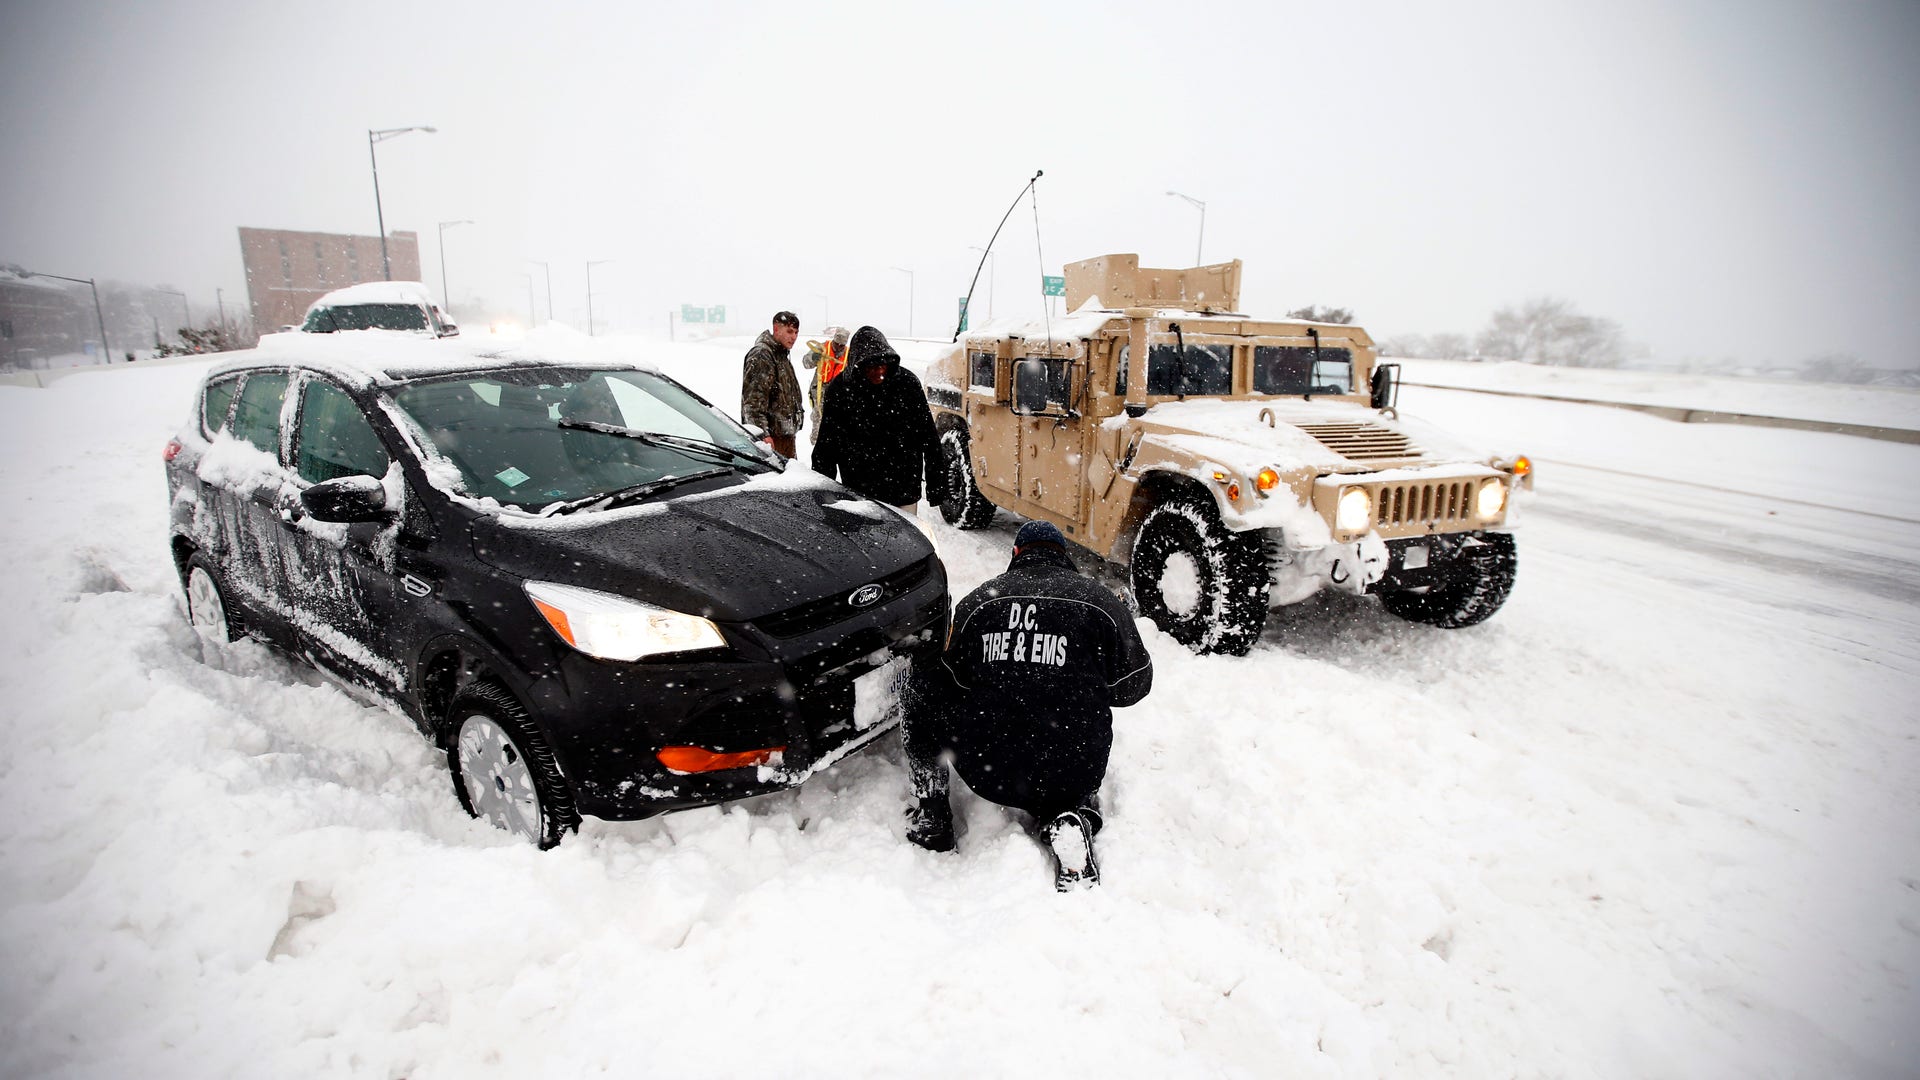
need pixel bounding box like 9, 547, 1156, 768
740, 310, 804, 458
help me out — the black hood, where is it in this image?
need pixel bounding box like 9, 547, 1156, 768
846, 325, 899, 373
468, 476, 932, 623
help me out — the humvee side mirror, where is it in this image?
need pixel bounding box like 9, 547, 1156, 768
1013, 359, 1051, 415
1370, 362, 1400, 413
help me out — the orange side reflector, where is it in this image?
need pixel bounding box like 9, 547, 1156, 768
1512, 455, 1533, 477
657, 745, 785, 774
529, 597, 576, 646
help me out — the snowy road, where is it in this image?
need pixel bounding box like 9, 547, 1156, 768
0, 343, 1913, 1079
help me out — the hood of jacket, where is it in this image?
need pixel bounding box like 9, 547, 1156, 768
846, 325, 899, 374
755, 328, 791, 359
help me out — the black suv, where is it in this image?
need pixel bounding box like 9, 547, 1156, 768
164, 339, 949, 847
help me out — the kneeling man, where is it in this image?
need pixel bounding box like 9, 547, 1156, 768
905, 521, 1153, 890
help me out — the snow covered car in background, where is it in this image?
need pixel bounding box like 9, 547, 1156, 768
301, 281, 461, 338
163, 336, 949, 847
929, 253, 1530, 655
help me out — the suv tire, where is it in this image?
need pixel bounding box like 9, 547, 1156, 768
1379, 531, 1516, 629
184, 553, 243, 644
447, 682, 580, 849
1130, 497, 1271, 656
937, 425, 996, 530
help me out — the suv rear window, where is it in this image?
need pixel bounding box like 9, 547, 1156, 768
230, 372, 289, 456
202, 376, 239, 437
305, 303, 429, 333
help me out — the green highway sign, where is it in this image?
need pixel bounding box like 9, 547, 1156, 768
707, 305, 726, 324
680, 304, 705, 324
1042, 275, 1065, 297
957, 297, 969, 332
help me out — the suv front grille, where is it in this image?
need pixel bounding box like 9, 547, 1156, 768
1375, 479, 1476, 528
752, 556, 935, 638
1300, 422, 1420, 461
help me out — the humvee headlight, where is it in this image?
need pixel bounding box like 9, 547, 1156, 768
1335, 487, 1372, 532
1255, 467, 1280, 495
1475, 477, 1507, 518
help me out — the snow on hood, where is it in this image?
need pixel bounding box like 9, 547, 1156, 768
1111, 398, 1498, 471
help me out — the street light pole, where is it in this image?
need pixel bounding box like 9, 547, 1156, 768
4, 266, 114, 363
157, 288, 189, 331
1166, 190, 1207, 266
215, 288, 228, 338
528, 260, 552, 322
890, 266, 915, 338
368, 125, 438, 280
437, 219, 473, 306
586, 259, 612, 336
968, 246, 996, 319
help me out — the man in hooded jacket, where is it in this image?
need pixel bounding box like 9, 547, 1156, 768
903, 520, 1154, 890
811, 325, 948, 511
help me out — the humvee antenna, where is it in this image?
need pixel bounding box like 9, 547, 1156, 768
1032, 174, 1052, 357
952, 170, 1043, 342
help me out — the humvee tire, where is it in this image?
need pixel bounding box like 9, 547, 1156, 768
1130, 496, 1272, 655
1379, 532, 1516, 629
937, 424, 997, 530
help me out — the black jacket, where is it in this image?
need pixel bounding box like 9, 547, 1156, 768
812, 327, 947, 507
934, 545, 1153, 810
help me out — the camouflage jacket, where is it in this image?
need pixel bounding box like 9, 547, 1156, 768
740, 330, 804, 437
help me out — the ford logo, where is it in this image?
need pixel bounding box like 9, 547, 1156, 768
848, 583, 884, 608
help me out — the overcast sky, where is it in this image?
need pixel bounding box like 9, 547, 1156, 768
3, 0, 1916, 369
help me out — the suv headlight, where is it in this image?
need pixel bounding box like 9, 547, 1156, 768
525, 580, 725, 661
1475, 477, 1507, 518
1335, 487, 1373, 532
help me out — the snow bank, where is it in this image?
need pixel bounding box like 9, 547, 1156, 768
0, 339, 1913, 1078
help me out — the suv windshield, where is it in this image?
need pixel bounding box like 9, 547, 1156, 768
306, 303, 429, 333
391, 367, 766, 509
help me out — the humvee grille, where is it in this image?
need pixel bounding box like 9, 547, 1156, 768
1375, 480, 1477, 529
1299, 422, 1419, 461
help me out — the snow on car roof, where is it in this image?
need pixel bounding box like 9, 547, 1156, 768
207, 327, 663, 388
304, 280, 439, 316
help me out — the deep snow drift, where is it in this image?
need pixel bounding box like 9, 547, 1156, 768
0, 334, 1914, 1079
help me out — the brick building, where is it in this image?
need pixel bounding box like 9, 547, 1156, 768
239, 227, 421, 332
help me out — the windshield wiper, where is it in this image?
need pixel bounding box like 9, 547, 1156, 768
537, 467, 730, 517
557, 419, 774, 472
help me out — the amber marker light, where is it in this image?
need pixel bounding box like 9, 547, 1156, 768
657, 745, 784, 774
1256, 467, 1280, 493
1512, 455, 1533, 478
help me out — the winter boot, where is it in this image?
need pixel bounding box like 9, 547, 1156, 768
905, 794, 956, 852
1043, 809, 1099, 891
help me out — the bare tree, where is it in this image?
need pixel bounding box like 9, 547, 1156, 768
1286, 305, 1354, 325
1477, 297, 1626, 368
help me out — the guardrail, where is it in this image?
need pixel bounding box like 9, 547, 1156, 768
1403, 381, 1920, 445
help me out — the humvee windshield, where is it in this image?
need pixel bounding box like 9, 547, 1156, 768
1254, 345, 1353, 395
1116, 342, 1235, 396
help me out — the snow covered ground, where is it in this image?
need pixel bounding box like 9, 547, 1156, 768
1, 333, 1914, 1079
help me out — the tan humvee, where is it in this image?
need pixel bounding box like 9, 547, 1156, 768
925, 253, 1530, 655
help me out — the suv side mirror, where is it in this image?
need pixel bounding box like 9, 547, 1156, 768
1370, 362, 1400, 413
302, 474, 393, 523
1012, 359, 1051, 415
